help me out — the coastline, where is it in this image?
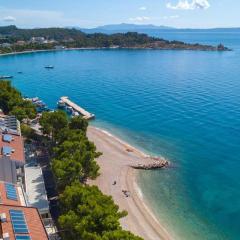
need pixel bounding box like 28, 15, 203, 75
0, 47, 107, 57
87, 126, 174, 240
0, 43, 230, 58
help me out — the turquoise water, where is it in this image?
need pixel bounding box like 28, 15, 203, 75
1, 31, 240, 239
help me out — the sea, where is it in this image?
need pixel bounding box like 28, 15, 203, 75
0, 29, 240, 240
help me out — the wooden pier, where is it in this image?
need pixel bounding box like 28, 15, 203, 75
60, 96, 95, 120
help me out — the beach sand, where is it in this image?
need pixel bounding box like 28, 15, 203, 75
0, 47, 119, 57
87, 126, 173, 240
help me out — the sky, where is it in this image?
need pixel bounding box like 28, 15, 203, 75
0, 0, 239, 29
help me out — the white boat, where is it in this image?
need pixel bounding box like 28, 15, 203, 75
45, 65, 54, 69
66, 106, 73, 113
57, 100, 65, 108
32, 97, 40, 102
72, 111, 80, 117
0, 75, 13, 79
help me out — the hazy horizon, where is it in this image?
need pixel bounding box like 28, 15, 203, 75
0, 1, 239, 29
1, 23, 240, 30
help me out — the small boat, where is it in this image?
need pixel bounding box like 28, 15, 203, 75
66, 106, 73, 113
32, 97, 40, 103
0, 75, 13, 79
57, 100, 65, 109
36, 101, 46, 107
72, 111, 80, 117
45, 65, 54, 69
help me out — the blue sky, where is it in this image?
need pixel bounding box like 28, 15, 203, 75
0, 0, 238, 28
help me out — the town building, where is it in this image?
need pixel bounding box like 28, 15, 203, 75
0, 114, 21, 136
0, 181, 49, 239
0, 43, 11, 48
54, 45, 65, 50
0, 205, 48, 240
16, 41, 26, 46
30, 37, 45, 44
24, 163, 50, 219
0, 133, 25, 166
0, 113, 56, 239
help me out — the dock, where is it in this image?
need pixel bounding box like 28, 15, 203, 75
60, 96, 95, 120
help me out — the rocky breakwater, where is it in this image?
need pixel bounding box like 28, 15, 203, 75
132, 157, 170, 170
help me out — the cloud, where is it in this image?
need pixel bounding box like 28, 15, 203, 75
139, 6, 147, 11
0, 8, 65, 27
3, 16, 16, 22
162, 15, 180, 20
169, 15, 180, 19
129, 16, 150, 22
0, 7, 93, 28
166, 0, 210, 10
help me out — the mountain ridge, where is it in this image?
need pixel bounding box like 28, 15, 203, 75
70, 23, 240, 34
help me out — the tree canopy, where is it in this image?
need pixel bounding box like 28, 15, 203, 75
69, 115, 88, 132
39, 110, 68, 141
59, 182, 143, 240
0, 80, 36, 121
39, 112, 142, 239
39, 112, 101, 189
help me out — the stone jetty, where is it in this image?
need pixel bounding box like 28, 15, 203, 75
132, 159, 169, 170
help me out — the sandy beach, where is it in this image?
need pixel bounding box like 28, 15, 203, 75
0, 47, 120, 57
87, 126, 173, 240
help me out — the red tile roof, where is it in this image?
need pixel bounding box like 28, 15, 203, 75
0, 182, 22, 206
0, 205, 48, 240
0, 133, 25, 163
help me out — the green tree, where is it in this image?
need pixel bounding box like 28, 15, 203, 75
39, 110, 68, 141
0, 80, 21, 113
10, 107, 27, 121
52, 155, 84, 191
0, 80, 36, 121
52, 135, 100, 188
21, 124, 36, 139
102, 230, 143, 240
69, 116, 88, 133
58, 182, 141, 240
19, 100, 37, 119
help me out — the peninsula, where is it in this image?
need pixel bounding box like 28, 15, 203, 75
0, 25, 230, 55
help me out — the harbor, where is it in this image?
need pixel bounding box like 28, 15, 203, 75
58, 96, 95, 120
24, 97, 50, 113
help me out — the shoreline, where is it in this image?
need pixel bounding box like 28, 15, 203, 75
0, 44, 230, 58
93, 127, 150, 158
87, 126, 173, 240
0, 47, 108, 57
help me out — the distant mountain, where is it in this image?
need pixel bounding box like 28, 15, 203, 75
95, 23, 174, 31
74, 23, 175, 34
70, 24, 240, 34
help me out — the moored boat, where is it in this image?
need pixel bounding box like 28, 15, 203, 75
57, 100, 66, 109
45, 65, 54, 69
26, 96, 50, 113
0, 75, 13, 79
66, 106, 73, 113
72, 111, 80, 117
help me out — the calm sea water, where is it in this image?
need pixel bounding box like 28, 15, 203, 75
1, 30, 240, 239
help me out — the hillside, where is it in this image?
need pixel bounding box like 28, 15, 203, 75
77, 23, 174, 33
0, 25, 230, 54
